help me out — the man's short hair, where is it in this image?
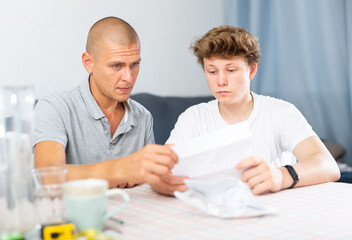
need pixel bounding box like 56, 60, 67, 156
190, 25, 261, 68
86, 16, 140, 58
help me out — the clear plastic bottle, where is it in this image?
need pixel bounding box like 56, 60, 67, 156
0, 86, 37, 239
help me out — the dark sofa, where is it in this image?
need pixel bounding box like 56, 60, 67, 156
131, 93, 214, 144
131, 92, 351, 183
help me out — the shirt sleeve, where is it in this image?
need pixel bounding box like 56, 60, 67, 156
275, 102, 317, 153
33, 98, 68, 148
144, 111, 155, 145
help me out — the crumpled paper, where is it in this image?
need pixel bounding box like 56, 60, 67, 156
174, 170, 276, 218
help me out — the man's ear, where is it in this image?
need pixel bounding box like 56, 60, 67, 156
249, 62, 258, 80
82, 52, 94, 74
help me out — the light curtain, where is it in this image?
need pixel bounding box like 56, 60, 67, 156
225, 0, 352, 165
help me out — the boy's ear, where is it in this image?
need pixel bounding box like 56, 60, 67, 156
249, 62, 258, 80
82, 52, 94, 74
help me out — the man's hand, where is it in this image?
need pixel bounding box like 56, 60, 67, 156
236, 156, 283, 195
127, 144, 179, 184
149, 174, 189, 196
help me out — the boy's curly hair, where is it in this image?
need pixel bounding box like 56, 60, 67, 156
191, 25, 261, 68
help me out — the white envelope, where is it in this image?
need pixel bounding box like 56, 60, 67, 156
171, 121, 253, 178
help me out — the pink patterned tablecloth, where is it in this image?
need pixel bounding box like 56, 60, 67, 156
108, 182, 352, 240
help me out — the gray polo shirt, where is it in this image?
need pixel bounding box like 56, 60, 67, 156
33, 78, 155, 165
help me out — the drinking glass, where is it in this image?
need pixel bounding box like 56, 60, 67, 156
33, 166, 68, 225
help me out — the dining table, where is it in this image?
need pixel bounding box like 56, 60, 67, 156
107, 181, 352, 240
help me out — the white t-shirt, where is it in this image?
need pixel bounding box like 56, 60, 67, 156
166, 92, 317, 167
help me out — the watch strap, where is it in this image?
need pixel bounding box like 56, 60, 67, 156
284, 165, 299, 189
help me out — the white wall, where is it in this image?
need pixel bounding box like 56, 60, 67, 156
0, 0, 224, 98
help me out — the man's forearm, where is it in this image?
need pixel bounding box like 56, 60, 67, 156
65, 157, 140, 188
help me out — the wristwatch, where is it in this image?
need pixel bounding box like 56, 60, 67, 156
284, 165, 299, 189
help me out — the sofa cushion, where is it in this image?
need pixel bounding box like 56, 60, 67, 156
131, 93, 214, 144
321, 140, 346, 162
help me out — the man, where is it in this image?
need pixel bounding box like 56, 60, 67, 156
34, 17, 187, 190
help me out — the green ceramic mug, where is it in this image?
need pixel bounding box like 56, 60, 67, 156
63, 179, 129, 231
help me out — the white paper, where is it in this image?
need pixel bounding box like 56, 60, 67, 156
171, 121, 253, 178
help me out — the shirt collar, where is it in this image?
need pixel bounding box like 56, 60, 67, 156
112, 99, 137, 138
79, 77, 105, 120
123, 99, 137, 127
79, 76, 138, 130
